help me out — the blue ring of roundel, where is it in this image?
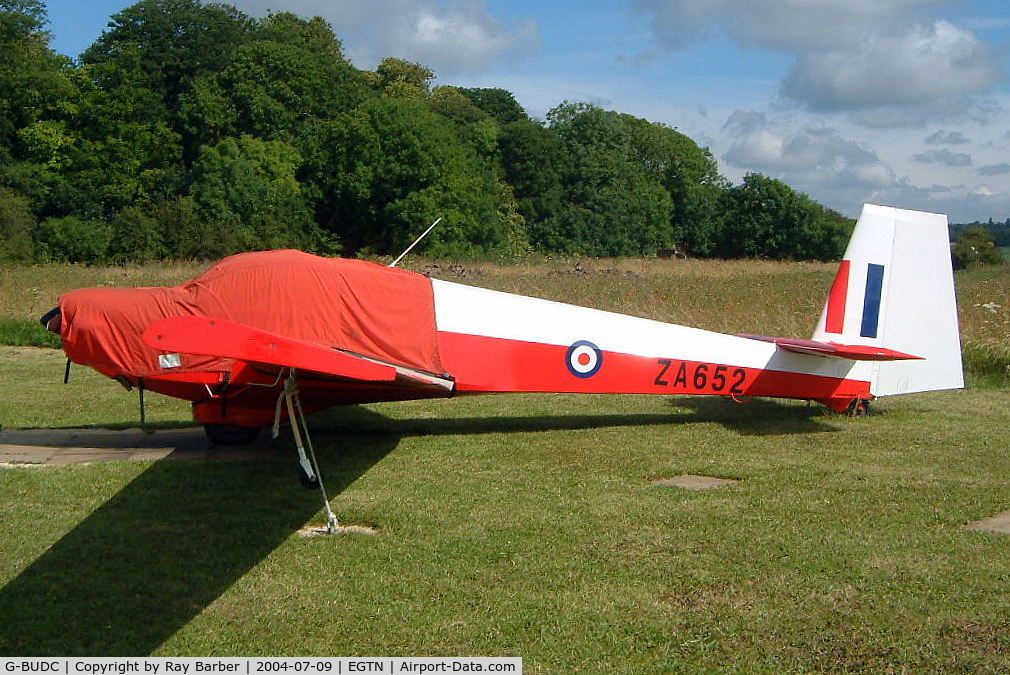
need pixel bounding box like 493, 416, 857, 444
565, 340, 603, 378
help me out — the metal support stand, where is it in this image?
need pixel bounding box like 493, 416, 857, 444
274, 370, 339, 534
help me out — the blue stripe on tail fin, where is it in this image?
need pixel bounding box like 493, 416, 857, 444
860, 263, 885, 338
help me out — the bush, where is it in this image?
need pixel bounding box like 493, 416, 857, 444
953, 226, 1004, 270
0, 188, 36, 262
34, 215, 112, 263
713, 173, 848, 260
107, 205, 166, 263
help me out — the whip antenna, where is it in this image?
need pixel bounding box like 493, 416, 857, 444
389, 217, 442, 268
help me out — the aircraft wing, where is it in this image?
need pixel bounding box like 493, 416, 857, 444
142, 316, 453, 390
738, 335, 923, 361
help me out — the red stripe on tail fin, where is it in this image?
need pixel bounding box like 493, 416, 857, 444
825, 260, 850, 334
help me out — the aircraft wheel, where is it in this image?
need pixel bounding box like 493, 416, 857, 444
204, 424, 261, 446
299, 464, 321, 490
846, 399, 871, 417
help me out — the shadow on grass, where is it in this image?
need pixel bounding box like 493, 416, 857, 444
0, 409, 399, 656
0, 396, 834, 655
312, 394, 839, 439
665, 396, 839, 436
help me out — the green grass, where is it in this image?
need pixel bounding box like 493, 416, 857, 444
0, 346, 191, 429
0, 317, 60, 348
3, 373, 1010, 668
2, 259, 1010, 666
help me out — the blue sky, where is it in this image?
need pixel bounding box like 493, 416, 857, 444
44, 0, 1010, 222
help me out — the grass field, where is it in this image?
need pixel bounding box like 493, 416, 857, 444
2, 258, 1010, 668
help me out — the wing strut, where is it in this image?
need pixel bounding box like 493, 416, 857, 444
273, 369, 338, 534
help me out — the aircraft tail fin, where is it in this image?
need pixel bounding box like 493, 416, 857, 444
812, 203, 963, 397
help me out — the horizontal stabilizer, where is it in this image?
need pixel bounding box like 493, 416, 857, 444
143, 316, 398, 381
739, 335, 922, 361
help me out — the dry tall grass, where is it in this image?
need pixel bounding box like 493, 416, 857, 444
2, 256, 1007, 379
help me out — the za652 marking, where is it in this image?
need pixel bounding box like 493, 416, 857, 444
654, 359, 747, 394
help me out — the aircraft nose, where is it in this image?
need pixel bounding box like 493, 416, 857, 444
40, 306, 61, 333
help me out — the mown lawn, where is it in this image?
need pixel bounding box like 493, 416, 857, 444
1, 258, 1009, 669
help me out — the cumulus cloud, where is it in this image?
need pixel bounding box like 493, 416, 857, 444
781, 20, 1002, 113
913, 148, 972, 166
717, 109, 1009, 219
232, 0, 537, 75
925, 130, 969, 145
721, 111, 897, 197
631, 0, 945, 52
632, 1, 1005, 125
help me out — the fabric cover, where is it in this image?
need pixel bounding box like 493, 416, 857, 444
59, 250, 443, 379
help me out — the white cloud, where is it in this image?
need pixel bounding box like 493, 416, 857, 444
232, 0, 538, 75
722, 111, 894, 189
715, 108, 1010, 220
632, 2, 1005, 126
632, 0, 948, 52
781, 20, 1003, 113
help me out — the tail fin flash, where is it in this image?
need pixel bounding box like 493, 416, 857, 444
813, 204, 963, 396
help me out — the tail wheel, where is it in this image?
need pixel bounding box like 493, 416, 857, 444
204, 424, 261, 446
846, 399, 871, 417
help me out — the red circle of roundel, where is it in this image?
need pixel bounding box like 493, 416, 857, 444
565, 340, 603, 378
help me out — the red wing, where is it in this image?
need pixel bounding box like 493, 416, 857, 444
143, 316, 398, 382
739, 335, 923, 361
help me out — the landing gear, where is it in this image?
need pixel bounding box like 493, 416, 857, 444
204, 424, 261, 445
276, 370, 339, 533
846, 399, 871, 417
298, 463, 321, 490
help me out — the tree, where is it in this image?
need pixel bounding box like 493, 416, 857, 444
618, 113, 727, 255
953, 225, 1004, 270
180, 12, 370, 147
0, 0, 75, 164
81, 0, 252, 116
429, 86, 489, 126
457, 87, 527, 125
107, 204, 165, 262
714, 173, 847, 260
60, 48, 184, 219
533, 102, 672, 256
499, 119, 565, 227
188, 135, 324, 257
375, 57, 434, 97
298, 96, 515, 256
34, 215, 112, 262
0, 187, 35, 260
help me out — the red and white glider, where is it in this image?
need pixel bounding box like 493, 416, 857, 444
44, 204, 963, 496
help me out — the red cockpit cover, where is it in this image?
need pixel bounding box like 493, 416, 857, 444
59, 250, 443, 379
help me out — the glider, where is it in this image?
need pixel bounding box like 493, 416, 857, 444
41, 204, 963, 529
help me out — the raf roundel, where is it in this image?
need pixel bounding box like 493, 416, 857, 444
566, 340, 603, 378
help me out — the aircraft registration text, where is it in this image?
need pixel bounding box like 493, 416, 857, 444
654, 359, 747, 394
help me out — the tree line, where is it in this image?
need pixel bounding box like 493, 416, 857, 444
950, 219, 1010, 247
0, 0, 855, 264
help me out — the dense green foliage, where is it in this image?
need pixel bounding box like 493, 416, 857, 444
0, 0, 854, 262
950, 219, 1010, 247
952, 225, 1005, 270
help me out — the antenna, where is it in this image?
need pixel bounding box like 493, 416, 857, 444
389, 217, 442, 268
